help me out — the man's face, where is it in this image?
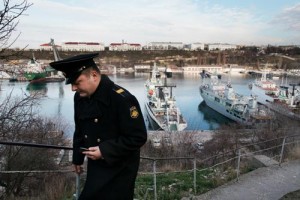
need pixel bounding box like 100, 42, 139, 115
71, 73, 95, 97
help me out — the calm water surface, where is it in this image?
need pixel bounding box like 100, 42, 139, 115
0, 73, 296, 137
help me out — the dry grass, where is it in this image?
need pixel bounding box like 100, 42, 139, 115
287, 145, 300, 160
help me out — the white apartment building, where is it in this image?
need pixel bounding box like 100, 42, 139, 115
207, 43, 237, 51
109, 43, 142, 51
146, 42, 184, 50
61, 42, 105, 51
190, 43, 205, 50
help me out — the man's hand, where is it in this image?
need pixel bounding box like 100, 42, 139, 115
82, 146, 102, 160
74, 165, 83, 174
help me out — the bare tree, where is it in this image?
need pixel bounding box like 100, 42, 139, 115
0, 92, 71, 199
0, 0, 32, 60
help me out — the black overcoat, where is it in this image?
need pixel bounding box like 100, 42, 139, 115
72, 75, 147, 200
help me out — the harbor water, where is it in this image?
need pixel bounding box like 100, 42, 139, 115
0, 73, 297, 137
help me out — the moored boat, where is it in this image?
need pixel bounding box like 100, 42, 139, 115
249, 70, 280, 104
23, 54, 47, 81
268, 83, 300, 119
199, 71, 271, 127
145, 64, 187, 131
249, 69, 300, 119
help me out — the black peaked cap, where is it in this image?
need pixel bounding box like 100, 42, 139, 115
49, 53, 99, 84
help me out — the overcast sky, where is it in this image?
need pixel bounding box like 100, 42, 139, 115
10, 0, 300, 49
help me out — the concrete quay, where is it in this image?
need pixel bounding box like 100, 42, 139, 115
182, 159, 300, 200
147, 130, 214, 146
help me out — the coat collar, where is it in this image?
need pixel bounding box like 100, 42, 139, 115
91, 74, 114, 106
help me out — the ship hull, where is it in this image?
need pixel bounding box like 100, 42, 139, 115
145, 103, 165, 131
200, 88, 251, 125
24, 72, 47, 81
145, 102, 187, 131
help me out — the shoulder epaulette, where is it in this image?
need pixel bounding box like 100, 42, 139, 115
115, 88, 125, 94
113, 85, 128, 97
112, 85, 138, 106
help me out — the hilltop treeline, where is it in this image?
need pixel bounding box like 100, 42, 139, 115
4, 46, 300, 70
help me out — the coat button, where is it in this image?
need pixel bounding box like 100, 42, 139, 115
97, 138, 101, 143
94, 118, 98, 123
84, 135, 88, 139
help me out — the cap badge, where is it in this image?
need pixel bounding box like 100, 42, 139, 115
78, 66, 87, 72
130, 106, 139, 118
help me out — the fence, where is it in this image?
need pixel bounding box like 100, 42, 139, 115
137, 134, 300, 199
0, 134, 300, 199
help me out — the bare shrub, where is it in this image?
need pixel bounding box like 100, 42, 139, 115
0, 92, 71, 199
199, 124, 248, 167
38, 174, 75, 200
286, 144, 300, 160
140, 131, 198, 172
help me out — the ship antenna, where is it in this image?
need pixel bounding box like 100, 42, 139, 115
227, 65, 232, 85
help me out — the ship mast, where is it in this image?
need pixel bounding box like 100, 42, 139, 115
49, 39, 61, 61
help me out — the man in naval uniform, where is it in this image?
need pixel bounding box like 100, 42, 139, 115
50, 53, 147, 199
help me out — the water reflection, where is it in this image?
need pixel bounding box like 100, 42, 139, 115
26, 83, 48, 96
57, 83, 65, 115
198, 101, 233, 126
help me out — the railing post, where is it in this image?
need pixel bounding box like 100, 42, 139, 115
193, 158, 197, 194
279, 137, 287, 166
75, 173, 80, 200
236, 149, 241, 182
153, 160, 157, 200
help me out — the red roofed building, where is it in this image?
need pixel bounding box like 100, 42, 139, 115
62, 42, 105, 51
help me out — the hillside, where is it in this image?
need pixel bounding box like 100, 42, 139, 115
3, 48, 300, 70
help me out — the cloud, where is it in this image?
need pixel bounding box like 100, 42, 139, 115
272, 3, 300, 31
10, 0, 300, 48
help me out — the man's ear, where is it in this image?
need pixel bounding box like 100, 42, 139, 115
91, 70, 97, 78
91, 70, 99, 83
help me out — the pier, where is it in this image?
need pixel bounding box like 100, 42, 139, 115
147, 130, 214, 147
264, 102, 300, 120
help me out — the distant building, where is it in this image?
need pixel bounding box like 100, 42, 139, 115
134, 64, 151, 72
182, 65, 223, 74
61, 42, 105, 51
207, 43, 237, 51
189, 43, 205, 50
146, 42, 184, 50
109, 43, 142, 51
278, 45, 299, 51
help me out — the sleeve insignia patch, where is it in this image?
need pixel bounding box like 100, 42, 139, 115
130, 106, 139, 118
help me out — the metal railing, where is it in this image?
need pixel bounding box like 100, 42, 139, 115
1, 134, 300, 199
138, 134, 300, 199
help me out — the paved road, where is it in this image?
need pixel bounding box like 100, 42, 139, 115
182, 159, 300, 200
